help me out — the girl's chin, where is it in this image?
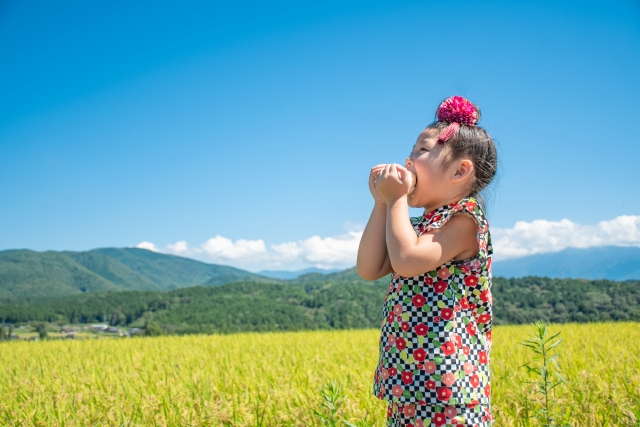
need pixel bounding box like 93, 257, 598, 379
407, 195, 421, 208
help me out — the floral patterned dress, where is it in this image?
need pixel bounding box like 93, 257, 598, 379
373, 197, 493, 427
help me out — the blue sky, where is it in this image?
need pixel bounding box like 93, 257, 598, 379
1, 0, 639, 271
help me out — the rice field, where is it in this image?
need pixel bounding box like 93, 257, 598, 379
0, 322, 639, 426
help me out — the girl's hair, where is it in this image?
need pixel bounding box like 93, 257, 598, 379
426, 98, 498, 201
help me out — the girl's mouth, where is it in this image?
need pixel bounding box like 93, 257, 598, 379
407, 171, 417, 195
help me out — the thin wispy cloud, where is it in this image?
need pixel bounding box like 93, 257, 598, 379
136, 215, 640, 270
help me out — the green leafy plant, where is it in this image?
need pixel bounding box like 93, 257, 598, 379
520, 321, 568, 427
312, 380, 375, 427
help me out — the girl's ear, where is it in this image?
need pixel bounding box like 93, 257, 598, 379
452, 158, 474, 182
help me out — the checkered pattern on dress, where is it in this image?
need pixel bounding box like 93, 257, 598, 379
373, 197, 493, 412
388, 401, 492, 427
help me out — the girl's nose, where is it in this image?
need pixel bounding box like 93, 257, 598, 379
405, 156, 413, 167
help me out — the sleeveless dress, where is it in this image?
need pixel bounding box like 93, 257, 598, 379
373, 197, 493, 427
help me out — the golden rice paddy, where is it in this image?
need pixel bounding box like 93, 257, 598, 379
1, 322, 638, 426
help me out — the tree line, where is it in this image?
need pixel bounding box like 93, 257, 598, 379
1, 276, 638, 335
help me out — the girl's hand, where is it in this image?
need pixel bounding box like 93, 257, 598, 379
375, 164, 413, 203
368, 164, 387, 204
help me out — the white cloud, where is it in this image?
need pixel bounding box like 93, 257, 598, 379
134, 232, 362, 271
135, 241, 159, 252
200, 236, 268, 261
134, 215, 640, 270
492, 215, 640, 260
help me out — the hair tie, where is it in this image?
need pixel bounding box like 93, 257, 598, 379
436, 96, 477, 143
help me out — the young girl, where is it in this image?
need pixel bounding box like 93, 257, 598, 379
357, 96, 497, 427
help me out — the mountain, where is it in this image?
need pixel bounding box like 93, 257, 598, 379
0, 248, 275, 303
258, 267, 340, 280
492, 246, 640, 281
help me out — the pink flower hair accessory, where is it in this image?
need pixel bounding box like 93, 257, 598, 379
436, 96, 478, 143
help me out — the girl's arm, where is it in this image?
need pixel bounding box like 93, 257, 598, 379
378, 164, 478, 277
356, 166, 393, 281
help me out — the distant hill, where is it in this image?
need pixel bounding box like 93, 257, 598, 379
0, 248, 275, 303
493, 246, 640, 280
1, 276, 637, 333
258, 267, 340, 280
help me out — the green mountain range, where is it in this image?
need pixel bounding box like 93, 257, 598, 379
0, 248, 275, 303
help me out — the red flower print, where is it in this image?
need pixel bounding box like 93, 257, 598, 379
412, 294, 426, 307
434, 281, 448, 293
413, 348, 427, 362
454, 305, 461, 312
468, 399, 479, 409
388, 282, 394, 293
403, 404, 416, 418
441, 307, 454, 320
464, 275, 479, 287
432, 214, 442, 222
484, 383, 491, 397
487, 257, 492, 269
396, 337, 407, 350
441, 373, 456, 386
433, 316, 441, 323
466, 323, 477, 336
387, 312, 394, 324
424, 277, 433, 286
415, 420, 424, 427
414, 323, 429, 336
437, 268, 451, 279
433, 413, 447, 426
387, 405, 393, 418
451, 333, 462, 348
382, 368, 389, 380
463, 361, 473, 375
401, 322, 410, 332
462, 346, 470, 356
425, 211, 435, 220
460, 297, 469, 309
393, 304, 403, 315
388, 334, 396, 345
444, 405, 458, 419
425, 379, 436, 390
424, 361, 436, 374
486, 330, 492, 341
469, 303, 477, 310
389, 367, 397, 377
464, 201, 477, 211
478, 313, 491, 324
470, 374, 480, 387
402, 370, 413, 385
480, 289, 490, 302
392, 385, 404, 397
437, 387, 452, 402
385, 345, 390, 351
479, 351, 488, 364
441, 341, 455, 356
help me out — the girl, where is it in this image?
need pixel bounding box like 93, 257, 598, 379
357, 96, 497, 427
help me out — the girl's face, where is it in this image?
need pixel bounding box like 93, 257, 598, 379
405, 128, 463, 209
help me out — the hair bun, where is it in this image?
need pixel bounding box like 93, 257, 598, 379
436, 96, 478, 126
